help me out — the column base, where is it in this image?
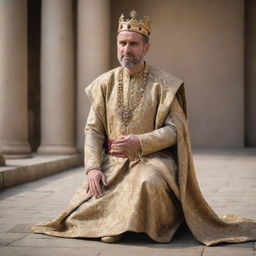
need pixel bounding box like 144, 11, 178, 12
0, 155, 5, 166
37, 144, 77, 155
3, 153, 33, 159
0, 142, 31, 159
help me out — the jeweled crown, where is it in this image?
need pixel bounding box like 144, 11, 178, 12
118, 10, 152, 38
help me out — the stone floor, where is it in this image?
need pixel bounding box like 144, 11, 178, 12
0, 149, 256, 256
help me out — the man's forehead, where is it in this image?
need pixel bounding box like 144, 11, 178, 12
117, 31, 143, 41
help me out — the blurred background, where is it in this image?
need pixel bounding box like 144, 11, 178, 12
0, 0, 255, 162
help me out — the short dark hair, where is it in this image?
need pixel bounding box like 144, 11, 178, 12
142, 34, 149, 44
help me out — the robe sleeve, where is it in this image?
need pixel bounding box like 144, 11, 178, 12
137, 107, 177, 156
84, 107, 106, 173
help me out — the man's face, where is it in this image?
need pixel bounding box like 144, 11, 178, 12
117, 31, 150, 68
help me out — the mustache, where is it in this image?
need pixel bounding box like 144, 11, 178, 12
121, 53, 135, 58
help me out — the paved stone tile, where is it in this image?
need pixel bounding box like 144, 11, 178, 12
203, 247, 254, 256
0, 233, 28, 246
193, 152, 256, 219
0, 224, 17, 233
100, 246, 203, 256
0, 246, 100, 256
25, 233, 58, 239
217, 242, 254, 248
7, 224, 33, 233
0, 216, 44, 225
9, 237, 103, 248
0, 197, 47, 209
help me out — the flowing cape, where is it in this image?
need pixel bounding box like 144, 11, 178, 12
172, 84, 256, 246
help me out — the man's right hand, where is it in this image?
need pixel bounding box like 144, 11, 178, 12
87, 169, 107, 198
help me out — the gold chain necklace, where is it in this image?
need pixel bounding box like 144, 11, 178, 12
117, 67, 150, 126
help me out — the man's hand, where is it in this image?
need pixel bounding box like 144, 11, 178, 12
110, 134, 141, 155
87, 169, 107, 198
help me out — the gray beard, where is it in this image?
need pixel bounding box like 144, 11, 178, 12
118, 54, 144, 68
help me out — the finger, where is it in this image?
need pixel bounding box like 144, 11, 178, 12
110, 144, 119, 149
94, 180, 102, 197
113, 141, 128, 146
90, 177, 101, 198
88, 179, 93, 195
119, 136, 127, 140
112, 138, 129, 144
86, 182, 90, 193
111, 144, 125, 151
113, 142, 129, 149
112, 145, 129, 151
102, 174, 107, 186
90, 180, 97, 197
114, 142, 129, 147
110, 148, 123, 154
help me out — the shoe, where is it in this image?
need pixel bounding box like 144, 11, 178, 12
101, 234, 122, 243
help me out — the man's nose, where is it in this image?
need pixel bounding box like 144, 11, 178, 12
123, 44, 131, 53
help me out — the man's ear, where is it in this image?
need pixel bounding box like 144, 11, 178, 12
144, 43, 150, 55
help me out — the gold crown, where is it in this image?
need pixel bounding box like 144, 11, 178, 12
118, 10, 152, 38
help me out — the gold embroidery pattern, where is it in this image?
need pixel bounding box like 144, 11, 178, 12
117, 66, 150, 126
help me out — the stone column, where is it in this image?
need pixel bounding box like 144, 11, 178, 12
38, 0, 76, 154
0, 0, 31, 158
76, 0, 110, 151
245, 0, 256, 146
0, 154, 5, 166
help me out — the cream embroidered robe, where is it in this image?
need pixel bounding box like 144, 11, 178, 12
32, 65, 256, 245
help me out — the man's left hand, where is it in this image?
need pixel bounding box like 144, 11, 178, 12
110, 134, 141, 155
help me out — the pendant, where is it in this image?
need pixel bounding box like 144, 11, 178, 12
117, 67, 150, 127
